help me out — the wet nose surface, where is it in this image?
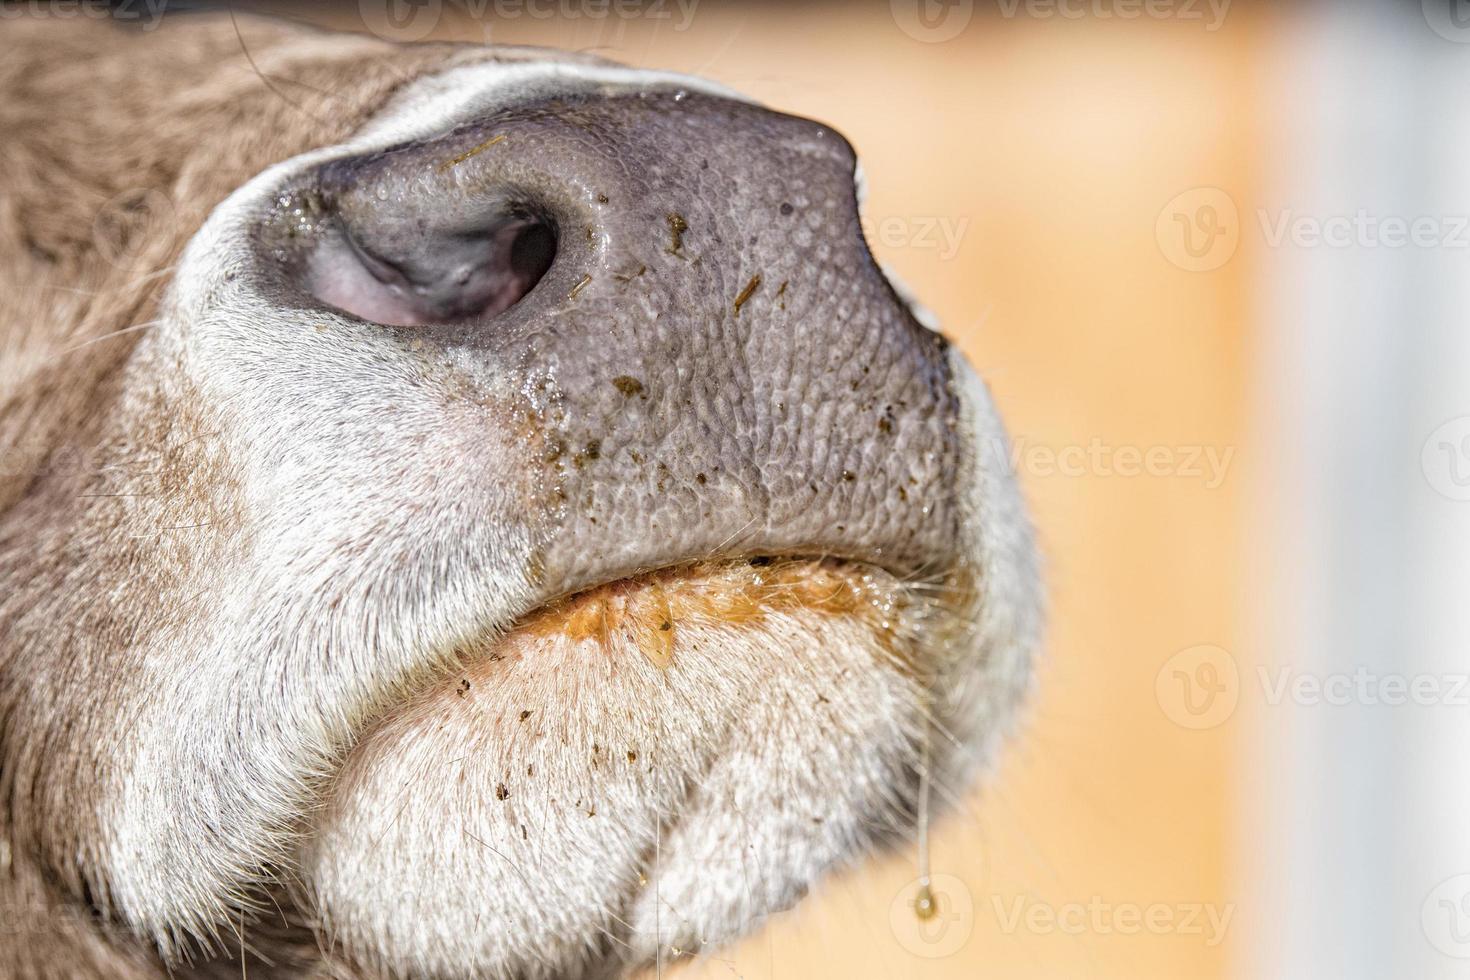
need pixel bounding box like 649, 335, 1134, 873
257, 90, 961, 594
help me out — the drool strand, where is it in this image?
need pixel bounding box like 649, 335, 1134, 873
913, 696, 937, 920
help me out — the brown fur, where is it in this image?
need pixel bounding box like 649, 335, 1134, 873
0, 15, 518, 978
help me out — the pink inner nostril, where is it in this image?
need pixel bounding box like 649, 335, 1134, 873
305, 218, 556, 327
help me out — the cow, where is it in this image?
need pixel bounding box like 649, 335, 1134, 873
0, 13, 1041, 979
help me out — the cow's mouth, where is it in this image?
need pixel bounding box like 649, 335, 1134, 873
305, 550, 962, 978
468, 555, 930, 676
326, 554, 949, 781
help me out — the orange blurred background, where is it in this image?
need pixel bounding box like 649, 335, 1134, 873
257, 2, 1259, 976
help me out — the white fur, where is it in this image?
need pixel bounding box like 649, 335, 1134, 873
308, 609, 929, 978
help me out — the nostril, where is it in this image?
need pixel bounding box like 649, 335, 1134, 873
305, 210, 557, 328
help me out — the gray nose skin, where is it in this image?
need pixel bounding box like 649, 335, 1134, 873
257, 91, 961, 595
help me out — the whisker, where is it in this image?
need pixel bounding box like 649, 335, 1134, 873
227, 5, 328, 125
57, 318, 159, 355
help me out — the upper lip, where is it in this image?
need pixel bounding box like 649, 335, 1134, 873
502, 354, 965, 606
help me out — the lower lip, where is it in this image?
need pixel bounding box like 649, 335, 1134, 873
513, 557, 910, 670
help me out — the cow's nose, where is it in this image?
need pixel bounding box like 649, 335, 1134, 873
265, 90, 873, 332
257, 90, 962, 590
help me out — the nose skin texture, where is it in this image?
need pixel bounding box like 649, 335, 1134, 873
258, 91, 961, 595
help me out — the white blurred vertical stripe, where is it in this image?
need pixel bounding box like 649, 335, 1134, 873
1248, 3, 1470, 977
